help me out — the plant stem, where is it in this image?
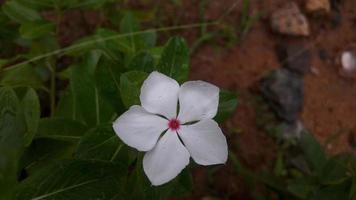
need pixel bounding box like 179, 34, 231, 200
49, 4, 62, 116
46, 60, 56, 116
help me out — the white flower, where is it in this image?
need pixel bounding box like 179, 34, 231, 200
113, 71, 228, 186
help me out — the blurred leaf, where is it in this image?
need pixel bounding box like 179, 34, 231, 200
70, 51, 115, 126
15, 160, 126, 200
120, 71, 148, 108
312, 181, 350, 200
16, 0, 54, 9
120, 11, 140, 54
287, 178, 314, 199
157, 37, 189, 83
0, 59, 8, 69
120, 12, 156, 53
214, 90, 238, 123
36, 118, 88, 141
21, 88, 40, 146
95, 58, 125, 113
173, 168, 193, 197
141, 30, 157, 49
55, 88, 81, 120
2, 0, 41, 24
20, 138, 78, 174
149, 47, 164, 62
26, 35, 59, 57
321, 154, 353, 185
0, 87, 24, 199
76, 124, 123, 162
350, 178, 356, 200
64, 30, 127, 58
19, 20, 55, 39
128, 51, 155, 73
0, 65, 43, 89
126, 155, 191, 200
95, 28, 130, 59
67, 0, 114, 9
299, 131, 327, 173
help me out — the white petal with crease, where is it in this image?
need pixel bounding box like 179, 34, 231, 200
178, 81, 219, 123
143, 130, 190, 186
178, 119, 228, 165
140, 71, 180, 119
113, 106, 168, 152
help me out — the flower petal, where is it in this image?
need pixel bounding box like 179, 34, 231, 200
113, 105, 168, 152
177, 81, 219, 123
178, 119, 228, 165
143, 130, 190, 186
140, 71, 180, 119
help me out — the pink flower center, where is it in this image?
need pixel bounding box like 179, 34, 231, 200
168, 119, 180, 131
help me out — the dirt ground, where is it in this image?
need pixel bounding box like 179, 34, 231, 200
177, 0, 356, 199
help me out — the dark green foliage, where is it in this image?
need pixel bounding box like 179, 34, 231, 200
0, 2, 238, 199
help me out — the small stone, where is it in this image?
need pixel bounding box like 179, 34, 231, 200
279, 120, 305, 139
306, 0, 331, 13
340, 49, 356, 79
341, 51, 356, 72
277, 43, 311, 75
261, 69, 304, 122
271, 2, 310, 36
311, 66, 320, 75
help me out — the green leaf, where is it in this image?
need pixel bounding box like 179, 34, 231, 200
21, 88, 40, 146
214, 90, 238, 123
76, 124, 123, 162
120, 12, 140, 54
126, 157, 192, 200
149, 47, 164, 62
321, 154, 353, 185
128, 51, 155, 73
157, 37, 189, 83
0, 87, 24, 199
350, 178, 356, 200
64, 30, 126, 59
15, 160, 126, 200
36, 118, 88, 141
70, 52, 115, 126
95, 28, 130, 59
55, 88, 81, 120
287, 178, 314, 199
312, 181, 350, 200
20, 138, 78, 174
120, 71, 148, 108
119, 12, 156, 54
299, 131, 327, 173
95, 58, 125, 113
67, 0, 113, 9
0, 59, 8, 69
19, 20, 55, 39
0, 64, 43, 89
2, 0, 41, 24
16, 0, 54, 9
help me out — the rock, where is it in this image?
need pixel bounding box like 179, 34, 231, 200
261, 69, 304, 122
340, 49, 356, 79
279, 120, 305, 139
277, 43, 312, 75
341, 51, 356, 72
271, 2, 310, 36
306, 0, 331, 13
